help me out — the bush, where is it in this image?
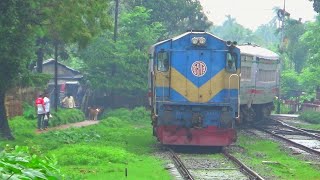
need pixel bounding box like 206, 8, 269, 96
299, 111, 320, 124
22, 102, 36, 120
9, 116, 36, 139
101, 107, 150, 122
49, 108, 85, 127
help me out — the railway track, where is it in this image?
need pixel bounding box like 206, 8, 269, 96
254, 116, 320, 156
168, 148, 194, 180
167, 147, 264, 180
300, 128, 320, 136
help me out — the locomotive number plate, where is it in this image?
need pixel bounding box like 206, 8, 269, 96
191, 61, 207, 77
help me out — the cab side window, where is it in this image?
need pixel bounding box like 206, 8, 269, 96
157, 51, 169, 72
226, 52, 237, 72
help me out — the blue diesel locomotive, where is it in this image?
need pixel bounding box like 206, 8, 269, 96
148, 31, 240, 146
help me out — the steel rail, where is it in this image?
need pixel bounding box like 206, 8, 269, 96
274, 119, 320, 140
300, 128, 320, 134
168, 148, 194, 180
255, 127, 320, 156
223, 148, 265, 180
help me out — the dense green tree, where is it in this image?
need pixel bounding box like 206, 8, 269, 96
281, 70, 300, 99
283, 19, 308, 73
210, 15, 259, 44
0, 0, 112, 139
299, 67, 320, 97
125, 0, 211, 38
310, 0, 320, 13
301, 15, 320, 66
80, 6, 164, 103
0, 0, 38, 139
34, 0, 112, 69
254, 20, 279, 48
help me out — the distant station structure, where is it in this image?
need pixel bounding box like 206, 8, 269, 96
40, 59, 83, 108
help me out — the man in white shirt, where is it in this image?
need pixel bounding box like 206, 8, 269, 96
35, 94, 46, 131
43, 92, 50, 130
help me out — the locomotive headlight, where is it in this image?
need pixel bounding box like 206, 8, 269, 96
191, 37, 198, 45
191, 37, 206, 46
198, 37, 206, 45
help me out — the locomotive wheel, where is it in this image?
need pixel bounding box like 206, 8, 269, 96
254, 103, 273, 121
240, 106, 255, 124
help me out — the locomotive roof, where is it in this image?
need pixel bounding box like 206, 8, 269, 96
237, 44, 279, 60
149, 31, 225, 53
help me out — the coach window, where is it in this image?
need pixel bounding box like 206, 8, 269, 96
226, 52, 237, 72
157, 51, 169, 72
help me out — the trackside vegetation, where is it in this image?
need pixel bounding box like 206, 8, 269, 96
286, 111, 320, 130
299, 110, 320, 124
232, 132, 320, 180
0, 107, 171, 179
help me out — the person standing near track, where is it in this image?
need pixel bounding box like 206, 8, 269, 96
62, 93, 76, 109
43, 92, 50, 130
35, 94, 46, 131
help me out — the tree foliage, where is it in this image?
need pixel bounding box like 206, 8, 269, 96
283, 19, 308, 73
125, 0, 212, 38
0, 0, 38, 139
311, 0, 320, 13
254, 21, 279, 48
0, 0, 113, 139
0, 0, 37, 92
301, 16, 320, 66
211, 15, 254, 43
281, 70, 300, 99
80, 6, 164, 95
36, 0, 112, 47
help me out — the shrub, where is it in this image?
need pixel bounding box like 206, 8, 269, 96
131, 107, 150, 122
102, 108, 131, 121
49, 108, 85, 127
299, 111, 320, 124
9, 116, 36, 138
102, 107, 150, 122
22, 102, 36, 120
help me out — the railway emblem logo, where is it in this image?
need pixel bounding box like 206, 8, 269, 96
191, 61, 207, 77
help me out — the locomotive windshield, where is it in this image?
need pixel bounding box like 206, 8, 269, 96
157, 51, 169, 72
226, 52, 237, 72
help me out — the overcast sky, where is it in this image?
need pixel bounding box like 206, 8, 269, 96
199, 0, 317, 30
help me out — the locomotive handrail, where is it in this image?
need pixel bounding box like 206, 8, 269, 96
228, 74, 240, 120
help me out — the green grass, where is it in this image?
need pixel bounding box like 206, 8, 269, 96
0, 107, 171, 179
299, 111, 320, 125
232, 132, 320, 180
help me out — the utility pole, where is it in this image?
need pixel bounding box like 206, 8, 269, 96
114, 0, 119, 42
277, 0, 286, 114
54, 41, 59, 112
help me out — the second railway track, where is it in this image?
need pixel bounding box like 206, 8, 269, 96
254, 115, 320, 155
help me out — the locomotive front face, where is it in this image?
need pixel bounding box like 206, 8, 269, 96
150, 32, 240, 146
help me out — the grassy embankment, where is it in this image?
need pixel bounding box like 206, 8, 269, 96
296, 111, 320, 130
0, 107, 170, 179
231, 132, 320, 180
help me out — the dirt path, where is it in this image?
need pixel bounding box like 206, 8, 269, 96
36, 120, 100, 134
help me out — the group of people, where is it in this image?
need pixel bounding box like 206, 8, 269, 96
35, 93, 50, 131
35, 92, 77, 131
